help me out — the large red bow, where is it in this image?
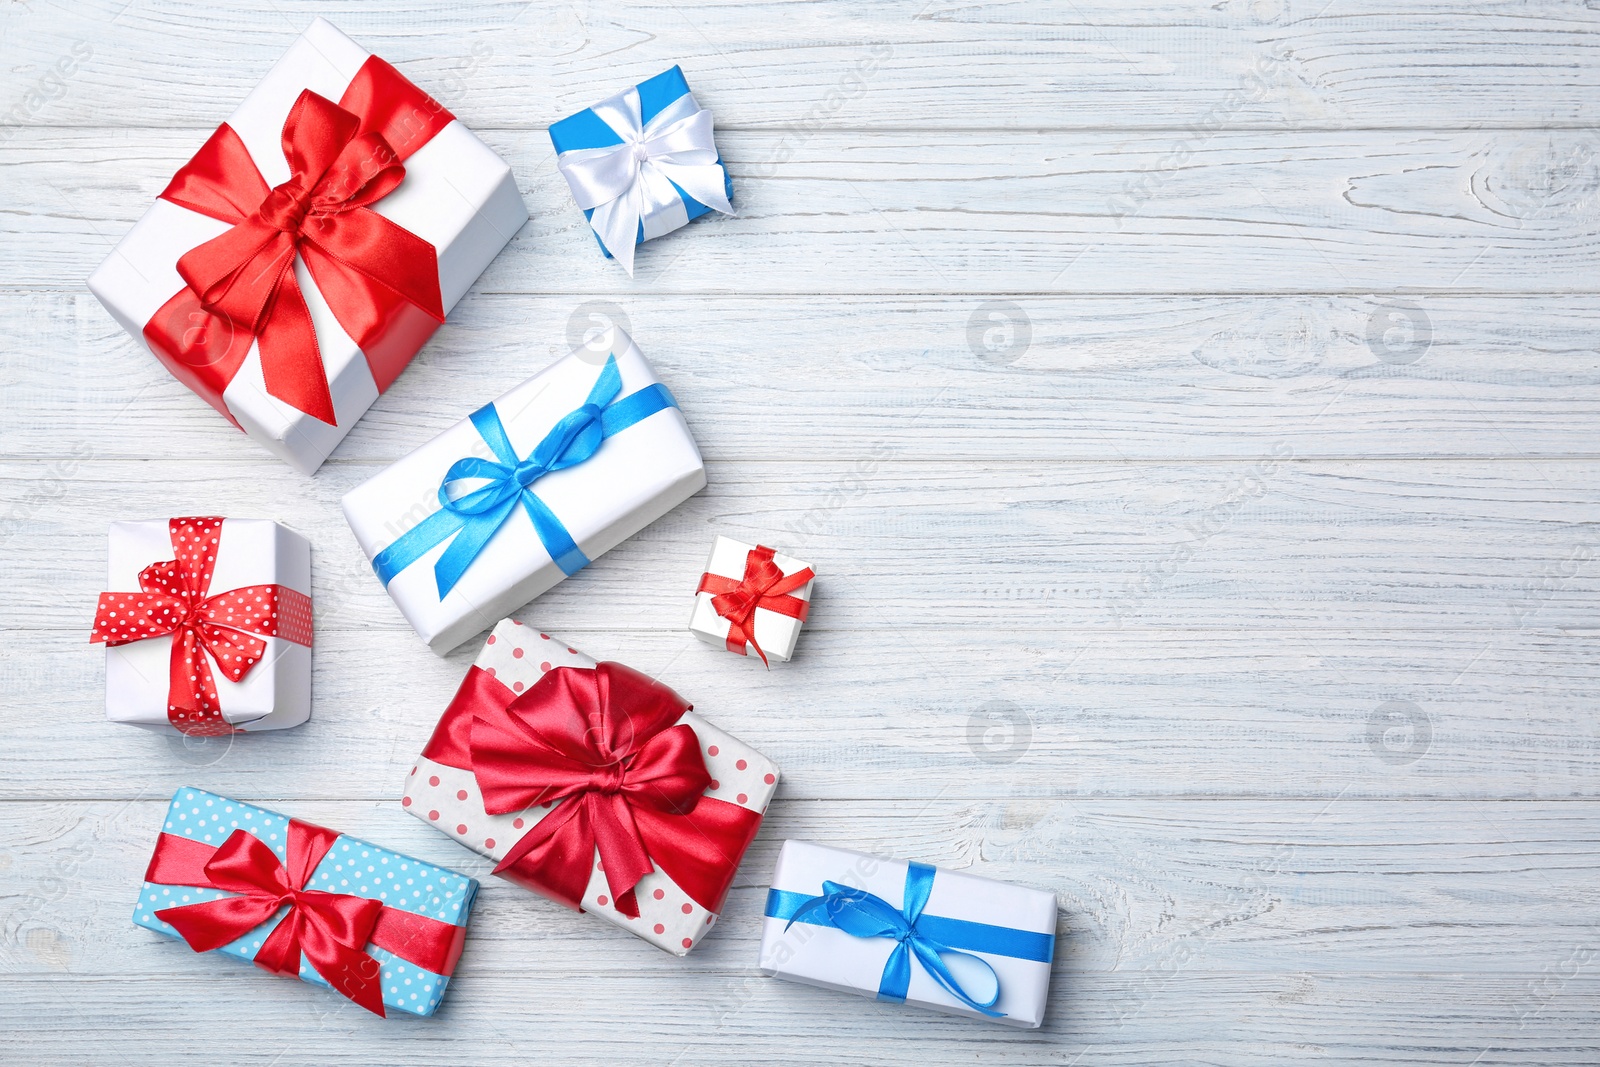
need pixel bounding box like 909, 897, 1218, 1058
430, 662, 761, 918
91, 517, 313, 735
144, 57, 453, 426
146, 819, 468, 1017
696, 544, 814, 666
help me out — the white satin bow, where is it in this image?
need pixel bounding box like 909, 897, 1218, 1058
554, 87, 734, 275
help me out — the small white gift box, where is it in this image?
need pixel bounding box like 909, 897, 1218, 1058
403, 622, 779, 954
760, 840, 1058, 1028
342, 327, 705, 654
87, 18, 527, 475
688, 536, 814, 664
95, 518, 312, 733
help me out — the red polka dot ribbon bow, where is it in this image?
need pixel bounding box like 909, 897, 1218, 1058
451, 662, 762, 918
145, 819, 468, 1018
696, 544, 813, 666
91, 517, 313, 735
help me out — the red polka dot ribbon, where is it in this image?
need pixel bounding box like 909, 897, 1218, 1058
696, 544, 813, 667
91, 517, 313, 735
145, 819, 468, 1018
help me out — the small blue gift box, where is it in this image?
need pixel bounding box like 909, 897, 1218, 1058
550, 66, 734, 269
133, 787, 478, 1018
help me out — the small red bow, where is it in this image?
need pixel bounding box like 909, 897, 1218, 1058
92, 517, 312, 735
147, 59, 453, 426
697, 544, 813, 666
460, 662, 756, 918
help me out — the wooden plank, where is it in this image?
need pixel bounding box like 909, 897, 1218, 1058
6, 128, 1600, 293
3, 1, 1600, 132
9, 291, 1600, 462
4, 797, 1598, 976
4, 460, 1598, 635
7, 626, 1598, 800
2, 799, 1597, 1063
2, 972, 1593, 1065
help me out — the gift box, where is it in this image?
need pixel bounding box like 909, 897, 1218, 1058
87, 18, 528, 475
92, 517, 312, 735
403, 621, 778, 955
760, 841, 1058, 1028
689, 537, 814, 665
550, 65, 733, 275
342, 327, 705, 654
134, 787, 478, 1017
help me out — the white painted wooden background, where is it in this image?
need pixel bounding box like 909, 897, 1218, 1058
2, 1, 1599, 1063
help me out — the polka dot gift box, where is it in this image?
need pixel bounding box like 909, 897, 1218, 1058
134, 788, 478, 1018
404, 620, 780, 955
92, 517, 312, 735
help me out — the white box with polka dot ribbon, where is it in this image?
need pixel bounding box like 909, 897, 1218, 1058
134, 788, 479, 1018
96, 517, 312, 734
403, 620, 780, 955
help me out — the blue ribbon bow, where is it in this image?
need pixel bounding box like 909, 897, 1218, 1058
371, 355, 677, 599
767, 862, 1053, 1018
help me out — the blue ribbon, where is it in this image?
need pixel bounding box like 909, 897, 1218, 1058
371, 355, 677, 599
767, 862, 1054, 1017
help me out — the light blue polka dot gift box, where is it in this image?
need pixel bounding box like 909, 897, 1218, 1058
133, 787, 478, 1018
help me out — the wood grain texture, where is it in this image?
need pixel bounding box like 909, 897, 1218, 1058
7, 127, 1600, 292
8, 291, 1600, 461
3, 0, 1600, 131
2, 1, 1598, 1063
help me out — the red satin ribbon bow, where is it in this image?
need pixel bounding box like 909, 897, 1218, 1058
144, 57, 454, 426
91, 517, 313, 735
696, 544, 813, 666
146, 819, 468, 1017
433, 661, 760, 918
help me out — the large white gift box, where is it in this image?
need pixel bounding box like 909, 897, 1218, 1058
403, 622, 779, 955
95, 517, 312, 734
87, 18, 528, 475
760, 840, 1059, 1028
342, 327, 705, 654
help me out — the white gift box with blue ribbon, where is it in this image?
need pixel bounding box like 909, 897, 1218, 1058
341, 327, 705, 653
760, 840, 1058, 1028
551, 66, 734, 276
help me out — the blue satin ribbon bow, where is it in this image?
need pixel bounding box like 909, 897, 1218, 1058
767, 862, 1053, 1017
372, 354, 677, 599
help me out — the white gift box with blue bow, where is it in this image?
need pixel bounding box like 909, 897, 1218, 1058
341, 327, 705, 653
760, 840, 1059, 1028
551, 66, 734, 275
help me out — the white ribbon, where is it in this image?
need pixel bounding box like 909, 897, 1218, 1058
554, 87, 734, 275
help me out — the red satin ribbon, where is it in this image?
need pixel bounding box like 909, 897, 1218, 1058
696, 544, 813, 666
423, 663, 763, 918
142, 56, 453, 427
146, 820, 468, 1018
91, 517, 313, 735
